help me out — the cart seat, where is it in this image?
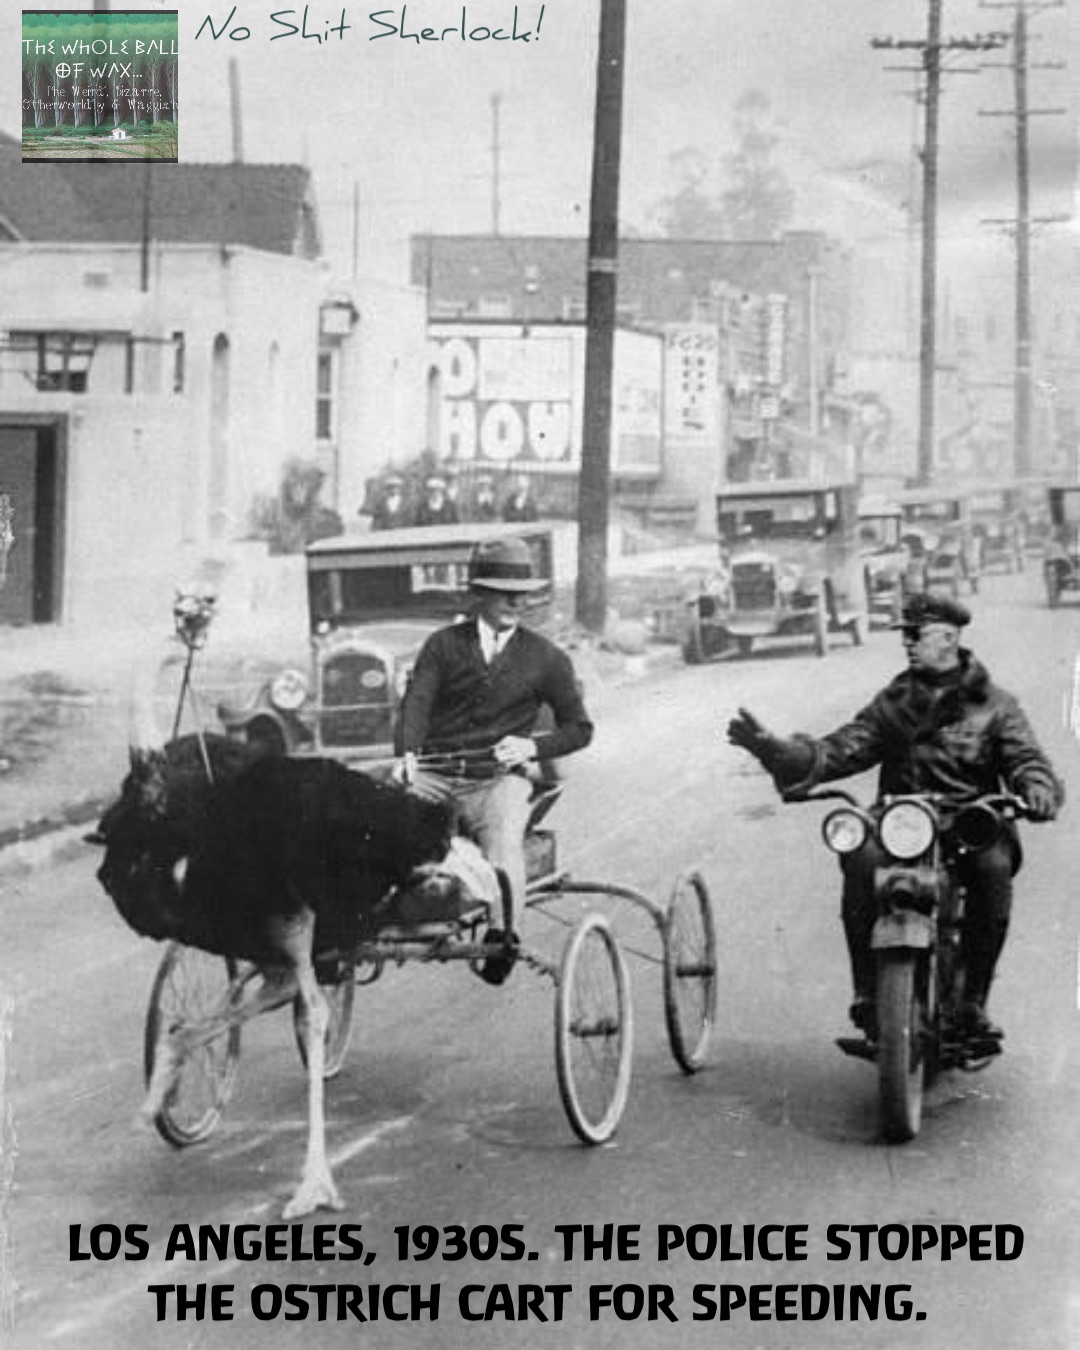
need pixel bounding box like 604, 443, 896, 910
373, 898, 492, 943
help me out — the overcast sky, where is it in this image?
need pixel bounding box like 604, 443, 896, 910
6, 0, 1078, 289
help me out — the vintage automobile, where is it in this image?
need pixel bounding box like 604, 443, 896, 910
969, 487, 1026, 574
1043, 484, 1080, 608
218, 522, 555, 760
857, 498, 912, 627
896, 488, 980, 598
681, 478, 869, 661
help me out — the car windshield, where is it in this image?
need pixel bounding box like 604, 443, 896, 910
718, 492, 837, 542
970, 492, 1007, 515
306, 532, 553, 627
309, 561, 473, 624
905, 500, 961, 525
858, 516, 901, 548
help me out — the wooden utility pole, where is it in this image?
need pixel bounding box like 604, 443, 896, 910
981, 0, 1066, 479
873, 10, 1007, 486
490, 92, 503, 236
575, 0, 626, 632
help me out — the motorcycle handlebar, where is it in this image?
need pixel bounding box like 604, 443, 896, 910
788, 787, 1032, 820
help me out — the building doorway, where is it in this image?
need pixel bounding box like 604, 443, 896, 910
0, 418, 66, 625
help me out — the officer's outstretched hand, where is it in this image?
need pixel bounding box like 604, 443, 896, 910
1022, 782, 1058, 822
727, 707, 780, 768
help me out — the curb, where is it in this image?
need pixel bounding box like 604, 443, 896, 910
0, 792, 110, 853
0, 794, 111, 881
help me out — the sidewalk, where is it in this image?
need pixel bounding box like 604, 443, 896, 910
0, 547, 709, 861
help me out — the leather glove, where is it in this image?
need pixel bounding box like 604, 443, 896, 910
727, 707, 786, 772
1021, 781, 1058, 822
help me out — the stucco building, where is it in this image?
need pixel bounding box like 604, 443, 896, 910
0, 136, 428, 626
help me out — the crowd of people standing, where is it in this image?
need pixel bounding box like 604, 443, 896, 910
366, 469, 541, 532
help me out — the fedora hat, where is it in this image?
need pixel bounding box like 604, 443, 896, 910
468, 536, 547, 592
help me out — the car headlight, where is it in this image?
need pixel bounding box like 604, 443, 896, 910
269, 668, 309, 712
878, 800, 937, 860
821, 808, 870, 855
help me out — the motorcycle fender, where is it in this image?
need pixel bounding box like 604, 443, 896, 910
871, 911, 933, 950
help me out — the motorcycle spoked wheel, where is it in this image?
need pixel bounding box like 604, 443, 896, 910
876, 951, 929, 1143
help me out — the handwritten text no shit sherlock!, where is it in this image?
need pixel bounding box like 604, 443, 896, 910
196, 5, 546, 45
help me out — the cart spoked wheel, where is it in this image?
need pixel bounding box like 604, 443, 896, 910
144, 942, 243, 1147
554, 913, 633, 1145
662, 870, 717, 1073
293, 961, 357, 1080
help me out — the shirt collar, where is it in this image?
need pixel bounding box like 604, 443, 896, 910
476, 615, 517, 658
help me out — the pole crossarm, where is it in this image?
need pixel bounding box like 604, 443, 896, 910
871, 34, 1009, 50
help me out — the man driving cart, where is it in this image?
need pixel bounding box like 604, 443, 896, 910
727, 593, 1062, 1047
394, 534, 594, 983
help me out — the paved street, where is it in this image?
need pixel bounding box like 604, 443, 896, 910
2, 568, 1078, 1349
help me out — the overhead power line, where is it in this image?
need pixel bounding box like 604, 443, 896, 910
978, 0, 1067, 479
872, 5, 1009, 486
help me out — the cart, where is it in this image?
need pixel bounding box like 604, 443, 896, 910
143, 594, 717, 1154
145, 809, 717, 1149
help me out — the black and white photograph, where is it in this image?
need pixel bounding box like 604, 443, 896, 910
2, 0, 1079, 1344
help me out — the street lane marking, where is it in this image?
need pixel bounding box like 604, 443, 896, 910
37, 1117, 415, 1340
332, 1113, 413, 1166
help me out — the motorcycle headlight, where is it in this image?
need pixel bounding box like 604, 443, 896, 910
269, 668, 309, 712
821, 808, 870, 855
879, 800, 937, 860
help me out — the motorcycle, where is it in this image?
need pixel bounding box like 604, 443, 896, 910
796, 788, 1030, 1142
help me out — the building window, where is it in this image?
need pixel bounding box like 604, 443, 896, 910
316, 349, 336, 441
172, 331, 186, 394
477, 294, 512, 318
9, 331, 96, 393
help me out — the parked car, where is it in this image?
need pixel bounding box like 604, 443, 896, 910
1043, 484, 1080, 608
969, 488, 1025, 574
858, 498, 911, 627
681, 478, 869, 661
896, 488, 980, 597
218, 522, 555, 761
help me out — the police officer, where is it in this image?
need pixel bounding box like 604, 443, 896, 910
727, 593, 1062, 1043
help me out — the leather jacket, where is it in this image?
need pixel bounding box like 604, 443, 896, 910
774, 650, 1063, 808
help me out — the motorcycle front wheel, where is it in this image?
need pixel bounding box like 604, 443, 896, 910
876, 952, 926, 1143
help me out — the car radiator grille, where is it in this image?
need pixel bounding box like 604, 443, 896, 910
318, 651, 393, 748
731, 563, 777, 609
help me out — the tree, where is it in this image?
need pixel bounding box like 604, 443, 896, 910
648, 93, 795, 241
164, 54, 178, 123
652, 147, 726, 238
720, 90, 794, 240
22, 46, 45, 129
